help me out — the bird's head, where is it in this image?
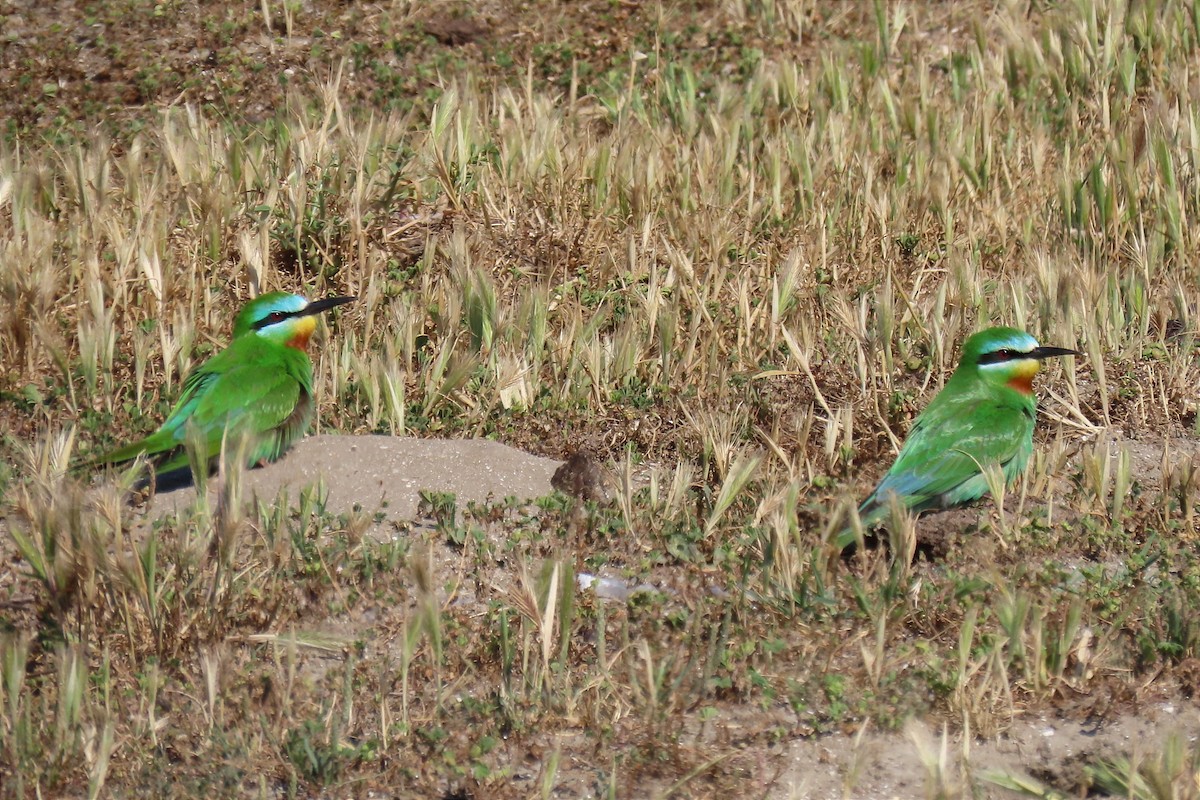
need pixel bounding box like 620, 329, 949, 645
232, 291, 355, 351
957, 326, 1079, 395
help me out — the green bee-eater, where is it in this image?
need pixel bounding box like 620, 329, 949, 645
93, 291, 354, 479
838, 326, 1079, 548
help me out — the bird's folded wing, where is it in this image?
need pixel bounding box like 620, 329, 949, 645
156, 366, 224, 438
185, 365, 302, 452
871, 408, 1029, 511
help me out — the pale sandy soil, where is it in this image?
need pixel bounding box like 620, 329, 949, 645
145, 434, 564, 523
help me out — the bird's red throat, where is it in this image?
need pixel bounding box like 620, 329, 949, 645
1005, 360, 1040, 395
1006, 374, 1034, 394
286, 317, 318, 350
287, 331, 312, 350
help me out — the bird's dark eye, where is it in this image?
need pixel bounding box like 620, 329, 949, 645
978, 347, 1021, 365
250, 309, 293, 331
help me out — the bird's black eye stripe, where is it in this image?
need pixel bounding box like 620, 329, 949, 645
977, 348, 1024, 365
251, 310, 294, 330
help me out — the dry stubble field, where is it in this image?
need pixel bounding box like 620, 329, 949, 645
3, 1, 1200, 797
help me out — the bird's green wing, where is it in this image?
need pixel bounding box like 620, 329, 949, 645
188, 359, 298, 432
151, 363, 302, 474
95, 352, 304, 475
855, 394, 1035, 528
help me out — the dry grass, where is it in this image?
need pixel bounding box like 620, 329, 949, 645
3, 0, 1200, 796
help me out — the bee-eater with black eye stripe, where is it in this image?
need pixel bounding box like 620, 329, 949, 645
838, 326, 1079, 548
93, 291, 354, 479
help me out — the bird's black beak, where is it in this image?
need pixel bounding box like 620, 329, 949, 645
1029, 345, 1080, 360
300, 296, 356, 317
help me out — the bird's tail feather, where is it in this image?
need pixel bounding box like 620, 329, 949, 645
81, 426, 203, 480
84, 427, 181, 467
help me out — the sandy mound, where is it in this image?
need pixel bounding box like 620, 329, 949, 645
147, 434, 563, 521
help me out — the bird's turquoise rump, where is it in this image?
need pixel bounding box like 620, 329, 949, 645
838, 326, 1078, 549
92, 291, 354, 480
